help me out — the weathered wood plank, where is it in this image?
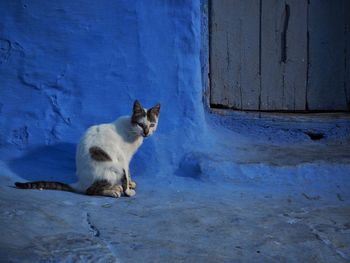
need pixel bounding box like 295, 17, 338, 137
345, 0, 350, 110
283, 0, 308, 111
261, 0, 307, 111
308, 0, 347, 110
239, 0, 260, 110
210, 0, 238, 108
260, 0, 285, 110
210, 0, 260, 109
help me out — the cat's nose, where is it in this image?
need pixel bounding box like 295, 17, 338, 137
143, 128, 149, 136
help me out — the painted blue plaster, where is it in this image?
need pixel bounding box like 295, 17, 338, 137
0, 0, 349, 197
0, 0, 208, 182
0, 3, 350, 261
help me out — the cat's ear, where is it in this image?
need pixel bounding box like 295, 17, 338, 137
150, 103, 160, 117
133, 100, 143, 113
131, 100, 146, 123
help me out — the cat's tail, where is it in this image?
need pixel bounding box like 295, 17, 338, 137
15, 181, 75, 192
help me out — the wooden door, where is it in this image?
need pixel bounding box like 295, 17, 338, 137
210, 0, 350, 111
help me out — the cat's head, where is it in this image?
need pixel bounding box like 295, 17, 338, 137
131, 100, 160, 137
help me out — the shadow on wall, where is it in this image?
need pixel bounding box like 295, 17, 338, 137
129, 138, 160, 179
8, 143, 77, 184
9, 139, 159, 183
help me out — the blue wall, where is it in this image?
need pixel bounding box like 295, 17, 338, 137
0, 0, 207, 181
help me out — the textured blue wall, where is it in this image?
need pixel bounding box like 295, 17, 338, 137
0, 0, 207, 181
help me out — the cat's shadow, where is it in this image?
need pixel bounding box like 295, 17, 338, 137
9, 141, 159, 183
8, 143, 77, 184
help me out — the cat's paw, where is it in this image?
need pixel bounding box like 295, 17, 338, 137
103, 189, 122, 198
113, 185, 123, 192
124, 189, 136, 197
111, 190, 122, 198
129, 181, 137, 189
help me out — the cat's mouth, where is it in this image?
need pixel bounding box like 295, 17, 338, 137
142, 132, 151, 138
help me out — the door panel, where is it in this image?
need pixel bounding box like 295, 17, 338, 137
210, 0, 349, 111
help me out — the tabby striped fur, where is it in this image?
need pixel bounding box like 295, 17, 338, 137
15, 181, 74, 192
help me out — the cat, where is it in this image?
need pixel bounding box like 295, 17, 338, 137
15, 100, 160, 198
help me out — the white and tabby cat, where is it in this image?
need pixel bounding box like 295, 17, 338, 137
15, 100, 160, 198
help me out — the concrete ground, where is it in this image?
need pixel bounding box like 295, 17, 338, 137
0, 112, 349, 263
0, 176, 349, 263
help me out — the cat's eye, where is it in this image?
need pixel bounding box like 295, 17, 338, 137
150, 123, 155, 128
137, 123, 144, 128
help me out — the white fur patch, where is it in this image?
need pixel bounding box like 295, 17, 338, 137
73, 116, 146, 192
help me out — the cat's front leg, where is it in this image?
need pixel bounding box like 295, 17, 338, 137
129, 181, 136, 189
124, 188, 136, 197
121, 169, 136, 197
128, 169, 137, 190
